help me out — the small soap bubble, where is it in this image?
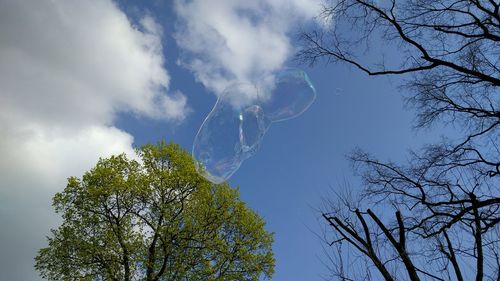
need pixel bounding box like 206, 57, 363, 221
192, 68, 316, 184
239, 105, 270, 154
259, 68, 316, 122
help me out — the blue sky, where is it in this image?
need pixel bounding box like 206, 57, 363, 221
0, 1, 443, 280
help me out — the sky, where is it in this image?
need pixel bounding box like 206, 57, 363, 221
0, 1, 442, 280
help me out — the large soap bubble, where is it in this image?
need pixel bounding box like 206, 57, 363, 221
192, 68, 316, 184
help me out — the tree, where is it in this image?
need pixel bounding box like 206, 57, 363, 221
35, 142, 274, 281
300, 0, 499, 280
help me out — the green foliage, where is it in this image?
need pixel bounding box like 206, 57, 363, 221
35, 142, 274, 281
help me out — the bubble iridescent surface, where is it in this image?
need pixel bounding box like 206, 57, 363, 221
192, 68, 316, 184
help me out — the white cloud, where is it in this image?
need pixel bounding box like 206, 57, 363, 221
0, 1, 185, 280
0, 1, 187, 126
174, 0, 322, 100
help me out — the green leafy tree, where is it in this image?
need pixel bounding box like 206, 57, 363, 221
35, 142, 274, 281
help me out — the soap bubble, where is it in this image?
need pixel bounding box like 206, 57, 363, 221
192, 68, 316, 184
239, 104, 270, 154
192, 84, 271, 184
259, 68, 317, 122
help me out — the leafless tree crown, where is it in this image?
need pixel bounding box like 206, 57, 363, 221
300, 0, 500, 280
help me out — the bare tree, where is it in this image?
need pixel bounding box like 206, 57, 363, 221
300, 0, 499, 280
